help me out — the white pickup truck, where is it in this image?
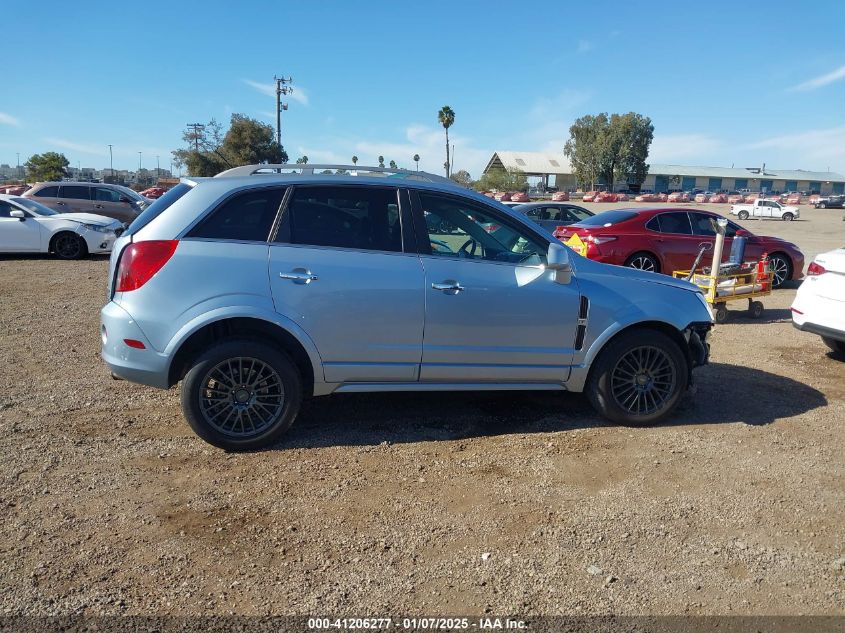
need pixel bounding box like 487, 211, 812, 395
729, 198, 799, 221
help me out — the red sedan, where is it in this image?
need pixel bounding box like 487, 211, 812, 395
140, 186, 168, 199
553, 207, 804, 288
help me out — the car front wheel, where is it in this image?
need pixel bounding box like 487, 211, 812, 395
52, 232, 88, 260
181, 339, 302, 451
768, 253, 792, 288
782, 212, 794, 221
586, 329, 689, 426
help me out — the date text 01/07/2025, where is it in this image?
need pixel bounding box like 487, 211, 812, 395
306, 617, 528, 630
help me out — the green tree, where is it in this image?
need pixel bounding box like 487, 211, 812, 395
413, 154, 420, 171
172, 114, 287, 177
564, 112, 653, 191
296, 156, 309, 164
25, 152, 69, 182
389, 159, 398, 169
449, 169, 473, 188
437, 105, 455, 177
378, 155, 385, 168
352, 155, 358, 165
474, 167, 527, 193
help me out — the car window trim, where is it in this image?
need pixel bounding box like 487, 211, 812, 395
271, 183, 407, 254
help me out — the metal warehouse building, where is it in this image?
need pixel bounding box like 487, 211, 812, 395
484, 151, 845, 195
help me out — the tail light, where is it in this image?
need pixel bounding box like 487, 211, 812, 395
587, 235, 617, 245
115, 240, 178, 292
806, 261, 827, 276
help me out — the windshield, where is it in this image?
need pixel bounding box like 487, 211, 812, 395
114, 185, 146, 202
124, 183, 193, 236
573, 210, 638, 227
11, 197, 59, 216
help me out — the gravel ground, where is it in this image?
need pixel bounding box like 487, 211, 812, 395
0, 203, 843, 617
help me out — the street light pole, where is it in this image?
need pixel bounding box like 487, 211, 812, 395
273, 75, 293, 154
16, 152, 20, 182
108, 144, 113, 180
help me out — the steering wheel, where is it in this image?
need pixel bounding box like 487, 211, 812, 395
458, 238, 478, 259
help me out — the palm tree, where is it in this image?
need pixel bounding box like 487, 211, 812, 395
295, 155, 308, 164
352, 155, 358, 165
389, 160, 397, 169
413, 154, 420, 171
378, 155, 385, 168
437, 106, 455, 177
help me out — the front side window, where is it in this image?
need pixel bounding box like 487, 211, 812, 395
277, 186, 402, 253
60, 185, 90, 200
690, 213, 717, 236
656, 212, 692, 235
0, 201, 15, 218
188, 187, 285, 241
419, 192, 546, 265
94, 187, 121, 203
33, 186, 59, 198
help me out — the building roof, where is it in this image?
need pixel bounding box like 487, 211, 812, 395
647, 164, 845, 182
485, 151, 845, 183
485, 151, 572, 175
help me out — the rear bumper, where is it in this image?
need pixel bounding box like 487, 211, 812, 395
792, 320, 845, 344
100, 301, 170, 389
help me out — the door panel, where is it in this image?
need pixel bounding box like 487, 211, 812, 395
269, 247, 425, 382
92, 187, 136, 223
0, 203, 42, 251
420, 257, 580, 382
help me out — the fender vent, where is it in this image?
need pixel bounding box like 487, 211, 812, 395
574, 295, 590, 350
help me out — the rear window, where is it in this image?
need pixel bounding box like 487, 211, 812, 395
188, 187, 285, 241
124, 183, 193, 235
573, 210, 638, 227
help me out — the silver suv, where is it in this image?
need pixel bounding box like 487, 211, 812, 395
100, 165, 712, 451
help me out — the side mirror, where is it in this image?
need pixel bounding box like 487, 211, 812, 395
119, 195, 132, 204
547, 242, 572, 285
10, 209, 25, 221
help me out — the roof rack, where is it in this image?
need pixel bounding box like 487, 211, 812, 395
214, 163, 455, 185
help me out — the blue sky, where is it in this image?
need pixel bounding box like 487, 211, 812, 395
3, 0, 845, 178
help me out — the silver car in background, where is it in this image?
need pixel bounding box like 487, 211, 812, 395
100, 165, 713, 451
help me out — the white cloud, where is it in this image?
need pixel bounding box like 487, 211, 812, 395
649, 134, 724, 163
743, 126, 845, 170
42, 137, 107, 156
0, 112, 20, 126
788, 65, 845, 92
242, 79, 309, 106
577, 39, 594, 53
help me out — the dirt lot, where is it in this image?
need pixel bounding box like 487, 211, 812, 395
0, 203, 843, 617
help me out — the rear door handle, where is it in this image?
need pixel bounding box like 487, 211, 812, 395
279, 268, 318, 284
432, 280, 464, 294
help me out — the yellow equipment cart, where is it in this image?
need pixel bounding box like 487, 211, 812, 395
672, 266, 774, 324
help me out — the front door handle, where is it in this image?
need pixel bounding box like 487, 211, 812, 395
94, 204, 104, 209
432, 280, 464, 294
279, 268, 318, 284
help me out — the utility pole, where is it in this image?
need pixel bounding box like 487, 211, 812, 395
156, 155, 160, 179
274, 75, 293, 153
186, 123, 205, 152
16, 152, 20, 181
138, 152, 142, 185
108, 144, 113, 181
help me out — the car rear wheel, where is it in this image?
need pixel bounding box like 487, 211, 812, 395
737, 210, 750, 220
625, 252, 660, 273
768, 253, 792, 288
819, 203, 827, 209
181, 339, 302, 451
782, 212, 794, 221
822, 337, 845, 356
52, 232, 88, 260
586, 329, 688, 426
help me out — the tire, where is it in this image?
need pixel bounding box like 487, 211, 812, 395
180, 339, 302, 451
819, 203, 827, 209
737, 210, 749, 220
51, 232, 88, 260
625, 252, 660, 273
714, 304, 729, 324
768, 253, 792, 289
822, 337, 845, 356
586, 328, 689, 426
748, 300, 764, 319
782, 212, 794, 221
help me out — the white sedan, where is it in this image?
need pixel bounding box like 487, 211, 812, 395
791, 247, 845, 356
0, 194, 123, 259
